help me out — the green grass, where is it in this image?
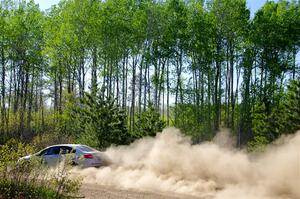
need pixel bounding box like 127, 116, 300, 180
0, 179, 65, 199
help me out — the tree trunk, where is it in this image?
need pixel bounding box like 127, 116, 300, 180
230, 43, 234, 130
54, 67, 58, 112
214, 39, 221, 131
158, 59, 165, 112
91, 47, 98, 95
130, 56, 137, 132
58, 66, 63, 114
1, 46, 5, 135
122, 54, 126, 109
166, 59, 170, 126
138, 56, 143, 113
27, 70, 35, 135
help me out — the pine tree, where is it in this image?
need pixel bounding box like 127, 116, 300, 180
248, 102, 269, 151
134, 103, 165, 138
283, 80, 300, 134
72, 89, 132, 149
268, 101, 286, 139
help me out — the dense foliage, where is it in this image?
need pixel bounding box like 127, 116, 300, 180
134, 103, 165, 138
0, 0, 299, 149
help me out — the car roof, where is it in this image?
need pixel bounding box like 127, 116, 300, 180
46, 144, 82, 148
37, 144, 99, 154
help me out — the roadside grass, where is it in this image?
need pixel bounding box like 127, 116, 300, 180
0, 139, 82, 199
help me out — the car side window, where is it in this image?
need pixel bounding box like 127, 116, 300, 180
45, 147, 60, 155
60, 146, 75, 154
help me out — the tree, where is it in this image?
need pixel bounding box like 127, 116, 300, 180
0, 0, 299, 150
248, 102, 269, 151
72, 89, 131, 149
134, 103, 165, 138
283, 80, 300, 134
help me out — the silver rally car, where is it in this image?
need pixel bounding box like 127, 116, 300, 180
19, 144, 109, 168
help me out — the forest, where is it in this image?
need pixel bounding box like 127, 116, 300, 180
0, 0, 300, 150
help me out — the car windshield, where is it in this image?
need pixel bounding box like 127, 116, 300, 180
36, 148, 47, 156
78, 145, 96, 152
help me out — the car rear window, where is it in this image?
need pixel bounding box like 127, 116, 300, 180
78, 145, 96, 152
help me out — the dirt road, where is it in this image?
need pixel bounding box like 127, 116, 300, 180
80, 184, 203, 199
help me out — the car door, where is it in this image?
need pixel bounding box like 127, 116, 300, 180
43, 146, 61, 166
59, 146, 76, 163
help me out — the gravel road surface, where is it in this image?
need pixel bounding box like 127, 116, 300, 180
80, 184, 203, 199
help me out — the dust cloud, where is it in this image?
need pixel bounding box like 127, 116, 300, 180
78, 128, 300, 199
